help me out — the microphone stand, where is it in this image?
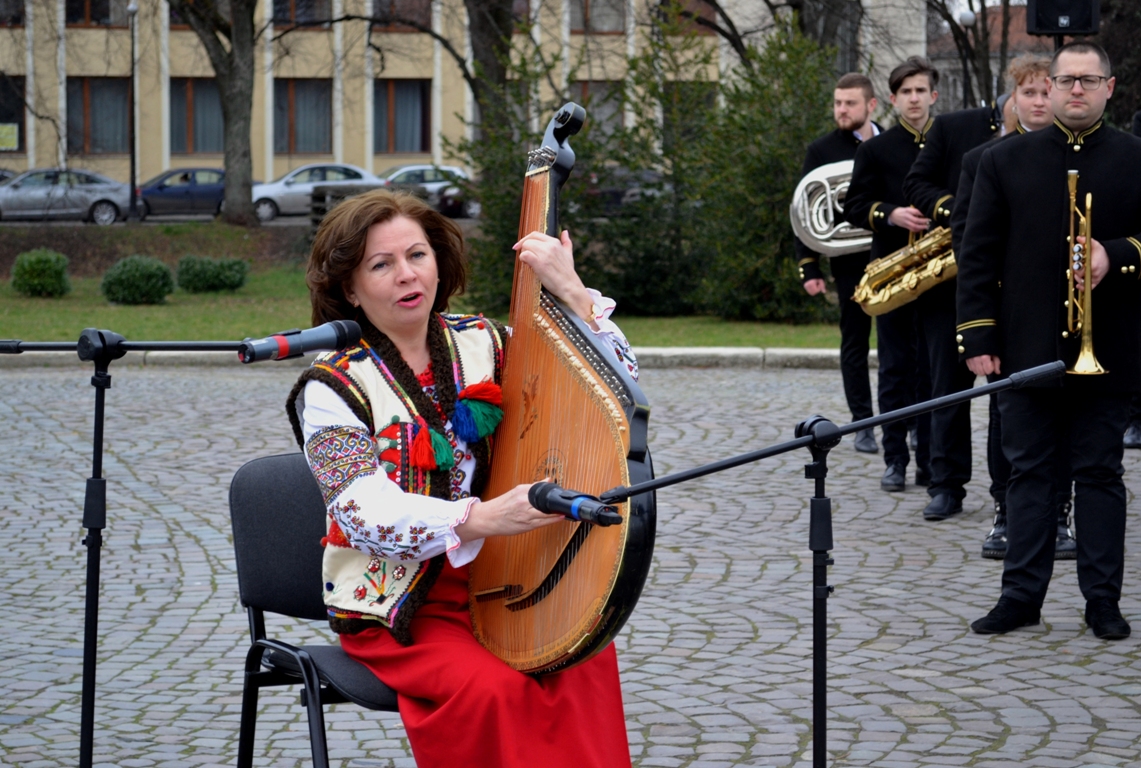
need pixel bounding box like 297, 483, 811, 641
599, 361, 1066, 768
2, 329, 272, 768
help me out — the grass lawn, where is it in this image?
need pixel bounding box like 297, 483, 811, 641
1, 266, 856, 348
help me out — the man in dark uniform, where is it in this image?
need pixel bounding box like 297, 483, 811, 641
1125, 108, 1141, 449
844, 56, 936, 492
958, 42, 1141, 639
950, 56, 1077, 561
796, 73, 881, 454
898, 94, 1006, 521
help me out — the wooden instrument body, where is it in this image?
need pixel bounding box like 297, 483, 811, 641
468, 104, 656, 674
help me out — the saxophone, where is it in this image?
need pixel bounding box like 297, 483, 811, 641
853, 226, 955, 316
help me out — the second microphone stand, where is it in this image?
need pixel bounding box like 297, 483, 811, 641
600, 361, 1066, 768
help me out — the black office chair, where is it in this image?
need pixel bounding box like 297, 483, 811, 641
229, 452, 399, 768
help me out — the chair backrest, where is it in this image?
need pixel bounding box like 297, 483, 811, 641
229, 453, 329, 622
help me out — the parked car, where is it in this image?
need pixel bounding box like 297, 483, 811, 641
376, 164, 477, 218
139, 168, 225, 217
252, 163, 380, 221
0, 168, 130, 225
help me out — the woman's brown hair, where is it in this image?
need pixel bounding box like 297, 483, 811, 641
307, 189, 468, 325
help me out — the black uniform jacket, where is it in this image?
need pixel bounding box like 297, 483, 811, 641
794, 124, 881, 282
950, 125, 1027, 255
844, 118, 932, 261
902, 106, 1001, 227
956, 120, 1141, 390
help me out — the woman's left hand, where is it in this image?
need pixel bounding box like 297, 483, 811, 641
515, 230, 596, 327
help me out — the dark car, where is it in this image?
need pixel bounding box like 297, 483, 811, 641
139, 168, 225, 217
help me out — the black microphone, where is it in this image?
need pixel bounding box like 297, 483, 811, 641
528, 482, 623, 527
238, 320, 361, 363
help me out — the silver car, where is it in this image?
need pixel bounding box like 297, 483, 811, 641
377, 163, 472, 215
252, 163, 380, 221
0, 168, 131, 225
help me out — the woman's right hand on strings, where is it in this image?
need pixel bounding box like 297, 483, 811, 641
455, 483, 561, 541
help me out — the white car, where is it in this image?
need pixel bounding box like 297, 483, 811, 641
377, 164, 476, 217
0, 168, 131, 225
252, 163, 380, 221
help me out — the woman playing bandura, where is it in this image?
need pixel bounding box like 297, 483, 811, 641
286, 190, 637, 767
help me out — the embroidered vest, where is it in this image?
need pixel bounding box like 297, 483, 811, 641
286, 314, 505, 645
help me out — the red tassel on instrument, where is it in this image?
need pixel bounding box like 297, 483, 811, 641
457, 380, 503, 406
410, 423, 438, 470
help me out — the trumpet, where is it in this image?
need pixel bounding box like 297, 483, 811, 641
1065, 169, 1106, 375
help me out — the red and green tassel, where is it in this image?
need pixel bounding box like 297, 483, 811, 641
453, 382, 504, 443
409, 422, 456, 471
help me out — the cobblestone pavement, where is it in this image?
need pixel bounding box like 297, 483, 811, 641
1, 366, 1139, 768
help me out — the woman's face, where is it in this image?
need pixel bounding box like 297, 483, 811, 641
345, 215, 439, 339
1013, 74, 1053, 131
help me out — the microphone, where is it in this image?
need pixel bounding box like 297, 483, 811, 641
238, 320, 361, 364
528, 482, 623, 527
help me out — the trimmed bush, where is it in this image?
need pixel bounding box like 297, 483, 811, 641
177, 255, 249, 293
101, 255, 175, 305
11, 248, 71, 298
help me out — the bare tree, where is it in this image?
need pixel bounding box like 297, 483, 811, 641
927, 0, 1011, 106
166, 0, 260, 225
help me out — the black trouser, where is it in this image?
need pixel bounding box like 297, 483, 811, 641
998, 385, 1129, 607
875, 303, 930, 470
916, 282, 974, 499
832, 253, 874, 421
986, 385, 1012, 505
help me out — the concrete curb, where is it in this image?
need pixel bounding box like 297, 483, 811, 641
0, 347, 875, 370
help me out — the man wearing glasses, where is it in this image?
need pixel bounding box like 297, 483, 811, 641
956, 42, 1141, 639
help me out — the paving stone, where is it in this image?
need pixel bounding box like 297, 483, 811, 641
1, 366, 1140, 767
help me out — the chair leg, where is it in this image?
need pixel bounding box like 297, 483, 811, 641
297, 654, 332, 768
237, 649, 263, 768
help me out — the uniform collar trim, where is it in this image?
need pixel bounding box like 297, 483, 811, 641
1054, 118, 1103, 145
899, 117, 934, 143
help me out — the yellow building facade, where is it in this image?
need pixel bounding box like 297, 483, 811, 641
0, 0, 672, 184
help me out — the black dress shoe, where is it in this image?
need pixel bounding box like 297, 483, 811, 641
1124, 422, 1141, 449
914, 466, 931, 487
854, 428, 878, 454
923, 493, 962, 521
881, 464, 905, 492
971, 596, 1040, 634
981, 501, 1007, 560
1085, 597, 1131, 639
1055, 500, 1076, 560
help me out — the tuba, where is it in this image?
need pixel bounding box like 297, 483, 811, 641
468, 104, 656, 674
853, 226, 955, 316
789, 160, 873, 256
1065, 170, 1105, 375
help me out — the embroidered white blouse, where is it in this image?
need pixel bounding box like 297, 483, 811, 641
300, 290, 638, 571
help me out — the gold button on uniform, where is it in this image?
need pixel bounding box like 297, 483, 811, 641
955, 334, 963, 342
1132, 265, 1137, 273
1073, 145, 1081, 152
957, 345, 965, 354
1123, 266, 1129, 274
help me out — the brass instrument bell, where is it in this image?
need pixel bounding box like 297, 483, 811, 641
1066, 170, 1105, 375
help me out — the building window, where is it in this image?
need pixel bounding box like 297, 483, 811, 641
570, 0, 624, 33
572, 81, 622, 135
373, 79, 429, 154
66, 0, 129, 26
0, 0, 23, 25
372, 0, 431, 29
274, 79, 332, 154
0, 77, 25, 152
67, 78, 130, 154
272, 0, 330, 25
171, 78, 224, 154
170, 0, 231, 28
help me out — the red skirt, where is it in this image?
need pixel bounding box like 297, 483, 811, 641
340, 560, 632, 768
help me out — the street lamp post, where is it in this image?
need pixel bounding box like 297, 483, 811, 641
127, 1, 139, 221
959, 10, 976, 110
